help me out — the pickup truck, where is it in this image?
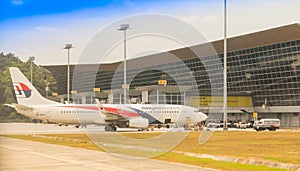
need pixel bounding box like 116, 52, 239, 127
253, 119, 280, 131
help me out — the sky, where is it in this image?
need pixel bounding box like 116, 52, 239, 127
0, 0, 299, 65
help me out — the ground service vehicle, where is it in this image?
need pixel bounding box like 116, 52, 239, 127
253, 119, 280, 131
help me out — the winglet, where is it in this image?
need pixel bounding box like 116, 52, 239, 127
95, 98, 106, 112
95, 99, 122, 121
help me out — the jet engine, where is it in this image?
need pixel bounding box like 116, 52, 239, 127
128, 117, 149, 128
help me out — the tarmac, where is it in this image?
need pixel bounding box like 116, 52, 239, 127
0, 123, 85, 134
0, 123, 217, 171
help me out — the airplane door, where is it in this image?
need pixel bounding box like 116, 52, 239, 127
45, 110, 51, 122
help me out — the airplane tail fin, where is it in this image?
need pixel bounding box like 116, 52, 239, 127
9, 67, 58, 105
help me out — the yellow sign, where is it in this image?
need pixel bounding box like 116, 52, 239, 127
93, 88, 101, 92
190, 96, 253, 107
122, 84, 129, 89
71, 90, 77, 94
158, 80, 167, 85
253, 112, 257, 118
52, 92, 58, 97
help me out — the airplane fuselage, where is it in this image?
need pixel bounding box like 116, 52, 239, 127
15, 103, 206, 126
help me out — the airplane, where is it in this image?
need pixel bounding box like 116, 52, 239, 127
5, 67, 207, 131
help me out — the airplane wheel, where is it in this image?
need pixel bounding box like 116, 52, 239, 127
112, 125, 117, 132
105, 125, 117, 132
104, 125, 110, 131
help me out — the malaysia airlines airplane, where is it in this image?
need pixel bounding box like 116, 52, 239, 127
5, 67, 207, 131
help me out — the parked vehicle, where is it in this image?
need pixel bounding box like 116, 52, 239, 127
253, 119, 280, 131
206, 119, 223, 128
234, 122, 250, 129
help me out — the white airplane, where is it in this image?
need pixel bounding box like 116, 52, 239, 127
5, 67, 207, 131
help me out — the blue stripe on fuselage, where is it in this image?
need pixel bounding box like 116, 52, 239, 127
128, 107, 162, 124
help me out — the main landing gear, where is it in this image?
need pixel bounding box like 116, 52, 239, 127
104, 124, 117, 132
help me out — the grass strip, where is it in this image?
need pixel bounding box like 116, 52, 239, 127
1, 133, 295, 171
155, 152, 293, 171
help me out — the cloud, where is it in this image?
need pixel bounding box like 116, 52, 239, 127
183, 15, 218, 24
11, 0, 23, 5
201, 16, 218, 23
35, 26, 68, 32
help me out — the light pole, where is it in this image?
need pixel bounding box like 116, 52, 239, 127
29, 56, 35, 83
63, 44, 73, 104
223, 0, 228, 130
118, 24, 130, 104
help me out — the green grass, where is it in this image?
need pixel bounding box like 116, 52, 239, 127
2, 131, 299, 171
174, 131, 300, 165
155, 152, 292, 171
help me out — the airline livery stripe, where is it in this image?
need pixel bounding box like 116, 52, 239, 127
103, 107, 140, 117
55, 106, 99, 110
55, 106, 140, 117
128, 107, 162, 124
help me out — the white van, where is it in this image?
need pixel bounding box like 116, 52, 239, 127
253, 119, 280, 131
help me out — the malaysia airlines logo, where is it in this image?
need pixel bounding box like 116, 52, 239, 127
13, 82, 32, 98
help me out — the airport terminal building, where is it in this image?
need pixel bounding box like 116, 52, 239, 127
44, 24, 300, 127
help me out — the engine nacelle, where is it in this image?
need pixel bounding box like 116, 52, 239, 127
128, 117, 149, 128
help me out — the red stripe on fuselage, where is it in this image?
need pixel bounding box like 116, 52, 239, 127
104, 107, 140, 117
56, 106, 99, 110
55, 106, 140, 117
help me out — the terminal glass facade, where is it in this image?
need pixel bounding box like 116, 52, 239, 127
226, 40, 300, 107
47, 39, 300, 108
97, 39, 300, 108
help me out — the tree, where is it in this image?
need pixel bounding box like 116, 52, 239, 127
0, 52, 58, 122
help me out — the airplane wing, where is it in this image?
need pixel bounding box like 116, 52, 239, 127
95, 99, 149, 129
95, 99, 127, 122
